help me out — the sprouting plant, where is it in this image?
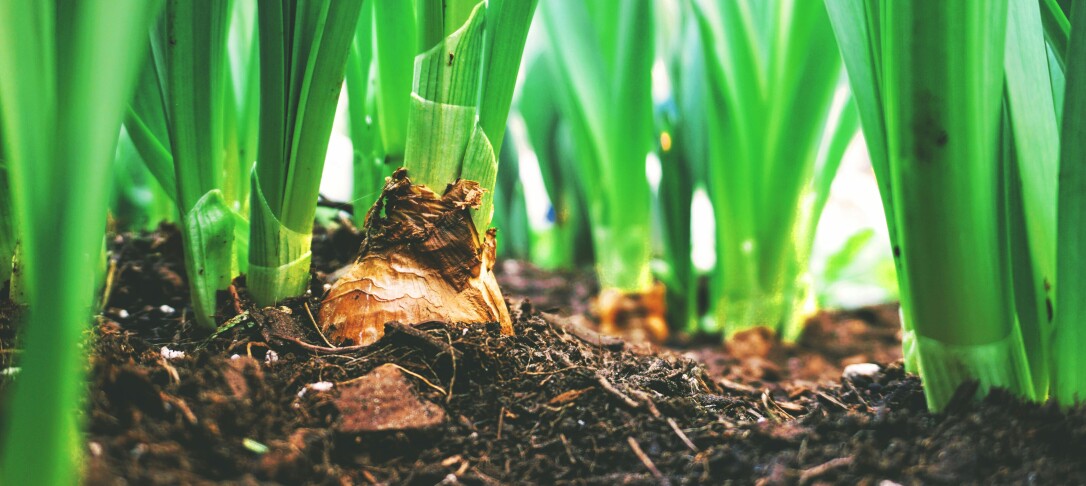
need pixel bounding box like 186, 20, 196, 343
827, 0, 1086, 410
688, 0, 859, 341
247, 0, 365, 306
320, 0, 538, 345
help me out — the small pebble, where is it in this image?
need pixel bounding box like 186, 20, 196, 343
323, 283, 332, 292
88, 442, 103, 457
265, 350, 279, 364
159, 304, 176, 315
230, 354, 242, 360
843, 363, 881, 381
117, 309, 130, 319
298, 381, 335, 398
160, 346, 186, 360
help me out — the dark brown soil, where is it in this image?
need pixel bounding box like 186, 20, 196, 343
2, 224, 1086, 485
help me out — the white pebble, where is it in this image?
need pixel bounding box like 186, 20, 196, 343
118, 309, 130, 319
298, 381, 335, 398
160, 346, 186, 360
265, 350, 279, 364
230, 354, 242, 360
843, 363, 881, 381
88, 442, 103, 457
159, 305, 176, 315
323, 283, 332, 292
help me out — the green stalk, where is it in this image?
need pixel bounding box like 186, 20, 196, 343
345, 1, 386, 217
1002, 0, 1063, 399
658, 18, 710, 333
0, 1, 159, 483
479, 0, 538, 157
112, 128, 176, 231
372, 0, 416, 163
249, 0, 364, 306
224, 0, 260, 215
517, 57, 594, 269
1053, 0, 1086, 406
541, 0, 656, 293
222, 0, 260, 276
692, 0, 851, 339
126, 0, 236, 329
491, 137, 532, 260
825, 0, 916, 371
881, 0, 1034, 410
0, 150, 14, 286
405, 0, 538, 231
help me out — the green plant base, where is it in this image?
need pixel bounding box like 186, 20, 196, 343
716, 272, 816, 342
914, 331, 1035, 411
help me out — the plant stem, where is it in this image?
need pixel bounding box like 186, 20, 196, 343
883, 0, 1035, 410
1053, 0, 1086, 406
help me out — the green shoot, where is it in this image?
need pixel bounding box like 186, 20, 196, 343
657, 12, 710, 333
828, 0, 1068, 410
248, 0, 364, 306
0, 1, 160, 482
540, 0, 656, 293
126, 0, 241, 329
372, 0, 417, 165
112, 128, 176, 232
690, 0, 856, 340
344, 1, 386, 217
405, 0, 539, 231
0, 144, 13, 286
515, 57, 595, 269
1053, 0, 1086, 405
491, 137, 532, 260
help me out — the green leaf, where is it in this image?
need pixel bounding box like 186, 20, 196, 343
249, 0, 363, 306
822, 229, 875, 285
541, 0, 655, 292
478, 0, 539, 155
1053, 0, 1086, 405
0, 1, 161, 483
372, 0, 415, 160
1004, 0, 1061, 398
881, 0, 1034, 410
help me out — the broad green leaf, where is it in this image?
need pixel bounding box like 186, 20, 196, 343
1053, 0, 1086, 405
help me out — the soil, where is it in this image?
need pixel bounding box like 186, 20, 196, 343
2, 224, 1086, 485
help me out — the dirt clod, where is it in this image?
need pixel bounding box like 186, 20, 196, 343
334, 363, 447, 434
